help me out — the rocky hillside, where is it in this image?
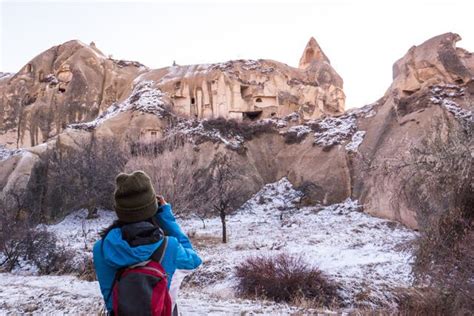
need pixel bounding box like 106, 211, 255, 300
0, 33, 472, 230
0, 37, 344, 149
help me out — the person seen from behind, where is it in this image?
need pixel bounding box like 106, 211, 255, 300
93, 170, 202, 315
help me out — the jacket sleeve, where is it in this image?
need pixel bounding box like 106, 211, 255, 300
170, 237, 202, 270
155, 204, 202, 270
154, 203, 193, 249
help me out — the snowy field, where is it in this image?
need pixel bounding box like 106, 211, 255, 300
0, 178, 417, 314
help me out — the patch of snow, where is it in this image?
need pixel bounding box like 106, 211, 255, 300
43, 74, 59, 85
165, 120, 245, 150
261, 112, 302, 129
430, 84, 473, 128
0, 273, 327, 315
348, 102, 377, 118
212, 59, 274, 74
69, 81, 169, 130
313, 114, 358, 148
345, 131, 366, 152
0, 145, 24, 161
0, 273, 103, 314
283, 125, 312, 138
0, 72, 13, 80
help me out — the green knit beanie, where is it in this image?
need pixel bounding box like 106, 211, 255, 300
114, 170, 158, 223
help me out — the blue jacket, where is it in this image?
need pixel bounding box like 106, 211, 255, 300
93, 203, 202, 312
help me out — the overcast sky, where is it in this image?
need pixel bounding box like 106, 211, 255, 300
1, 0, 473, 108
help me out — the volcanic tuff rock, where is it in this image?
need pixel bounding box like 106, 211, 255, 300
0, 38, 345, 149
0, 33, 472, 229
0, 40, 146, 148
390, 32, 474, 95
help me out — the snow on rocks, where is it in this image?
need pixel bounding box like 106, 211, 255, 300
285, 125, 312, 137
212, 59, 274, 75
69, 81, 169, 130
164, 120, 245, 151
312, 114, 358, 148
345, 130, 366, 152
0, 72, 13, 80
43, 73, 59, 85
430, 84, 473, 129
349, 102, 377, 118
0, 144, 24, 161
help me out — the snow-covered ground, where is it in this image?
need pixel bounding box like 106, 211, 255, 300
0, 178, 416, 314
0, 144, 24, 161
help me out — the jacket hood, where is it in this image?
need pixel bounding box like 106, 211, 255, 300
101, 227, 162, 268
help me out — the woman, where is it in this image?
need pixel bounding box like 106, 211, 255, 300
93, 170, 202, 315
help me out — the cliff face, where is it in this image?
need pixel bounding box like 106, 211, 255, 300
0, 38, 345, 149
0, 33, 472, 228
0, 40, 146, 148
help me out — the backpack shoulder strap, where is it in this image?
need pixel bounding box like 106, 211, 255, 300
150, 236, 168, 264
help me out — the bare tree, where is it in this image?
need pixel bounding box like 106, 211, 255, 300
207, 153, 242, 243
127, 149, 216, 219
42, 134, 128, 220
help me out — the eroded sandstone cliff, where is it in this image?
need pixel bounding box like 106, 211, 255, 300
0, 38, 345, 149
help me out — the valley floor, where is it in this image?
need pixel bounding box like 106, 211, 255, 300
0, 178, 417, 314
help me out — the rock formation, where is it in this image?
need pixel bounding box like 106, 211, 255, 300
390, 32, 474, 95
298, 37, 331, 68
0, 38, 345, 149
0, 33, 472, 229
0, 40, 147, 148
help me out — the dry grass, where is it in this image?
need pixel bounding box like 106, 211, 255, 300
187, 231, 222, 249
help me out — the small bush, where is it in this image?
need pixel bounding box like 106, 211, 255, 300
0, 211, 74, 274
396, 287, 458, 316
26, 229, 75, 275
234, 253, 340, 307
283, 130, 307, 144
202, 117, 276, 140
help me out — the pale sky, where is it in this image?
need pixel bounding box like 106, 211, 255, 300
1, 0, 473, 108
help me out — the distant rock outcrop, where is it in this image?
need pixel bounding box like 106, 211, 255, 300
298, 37, 331, 68
390, 32, 474, 95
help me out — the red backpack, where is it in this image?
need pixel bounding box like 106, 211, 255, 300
111, 237, 172, 316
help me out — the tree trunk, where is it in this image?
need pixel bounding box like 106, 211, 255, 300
220, 210, 227, 243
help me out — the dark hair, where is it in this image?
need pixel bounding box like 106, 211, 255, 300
99, 217, 160, 239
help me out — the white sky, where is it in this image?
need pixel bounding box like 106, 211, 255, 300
1, 0, 473, 108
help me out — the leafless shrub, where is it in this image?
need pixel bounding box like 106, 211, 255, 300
283, 130, 307, 144
126, 154, 207, 217
395, 286, 471, 316
41, 135, 128, 220
0, 209, 74, 274
234, 253, 341, 307
202, 117, 276, 141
